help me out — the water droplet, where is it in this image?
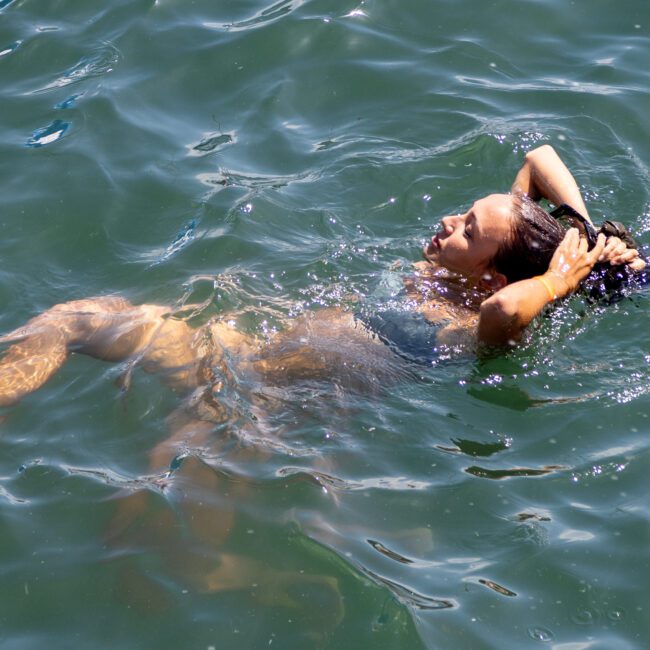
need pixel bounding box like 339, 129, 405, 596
608, 608, 624, 621
527, 626, 553, 642
571, 607, 596, 625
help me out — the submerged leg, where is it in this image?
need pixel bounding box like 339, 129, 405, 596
0, 327, 68, 407
0, 296, 169, 407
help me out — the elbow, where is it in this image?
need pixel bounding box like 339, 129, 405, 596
482, 293, 518, 322
525, 144, 556, 163
478, 294, 522, 346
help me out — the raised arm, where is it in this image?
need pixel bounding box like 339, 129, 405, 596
478, 229, 606, 346
514, 145, 646, 272
512, 145, 592, 224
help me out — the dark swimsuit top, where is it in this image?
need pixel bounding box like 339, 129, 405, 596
353, 270, 447, 365
356, 308, 443, 365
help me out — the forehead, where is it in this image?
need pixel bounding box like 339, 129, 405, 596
471, 194, 514, 237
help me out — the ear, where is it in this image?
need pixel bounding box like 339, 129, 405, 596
478, 269, 508, 292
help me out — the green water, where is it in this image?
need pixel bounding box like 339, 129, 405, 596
1, 0, 650, 648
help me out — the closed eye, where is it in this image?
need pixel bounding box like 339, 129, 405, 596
464, 212, 476, 240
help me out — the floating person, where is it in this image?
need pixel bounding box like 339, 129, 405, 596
0, 144, 642, 418
0, 144, 644, 609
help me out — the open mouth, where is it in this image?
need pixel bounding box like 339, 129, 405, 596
423, 234, 440, 260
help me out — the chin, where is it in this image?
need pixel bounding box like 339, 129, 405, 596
423, 245, 438, 263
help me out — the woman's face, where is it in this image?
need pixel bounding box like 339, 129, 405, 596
423, 193, 514, 280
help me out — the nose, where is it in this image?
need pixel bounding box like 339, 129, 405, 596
441, 214, 460, 234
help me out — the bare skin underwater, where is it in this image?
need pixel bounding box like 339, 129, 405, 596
0, 295, 394, 622
0, 145, 642, 621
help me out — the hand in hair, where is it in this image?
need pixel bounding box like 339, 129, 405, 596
543, 229, 607, 298
478, 229, 606, 347
599, 235, 646, 271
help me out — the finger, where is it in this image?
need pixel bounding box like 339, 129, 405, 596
589, 233, 607, 263
611, 249, 639, 265
562, 227, 579, 249
555, 229, 574, 257
600, 239, 618, 258
630, 258, 647, 272
605, 236, 622, 248
600, 237, 626, 260
619, 248, 639, 260
578, 235, 589, 255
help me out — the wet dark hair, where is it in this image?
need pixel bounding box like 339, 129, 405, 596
492, 193, 647, 302
491, 194, 565, 284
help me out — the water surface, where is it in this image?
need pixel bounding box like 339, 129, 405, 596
1, 0, 649, 648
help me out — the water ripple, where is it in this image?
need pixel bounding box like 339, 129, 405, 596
465, 465, 563, 480
150, 219, 197, 266
476, 577, 517, 597
31, 42, 120, 93
364, 568, 456, 611
277, 467, 432, 492
527, 626, 554, 642
367, 539, 414, 565
203, 0, 305, 33
188, 131, 235, 156
2, 0, 649, 647
197, 168, 320, 191
26, 119, 70, 147
0, 483, 27, 505
63, 465, 168, 493
456, 75, 624, 96
0, 40, 20, 57
54, 93, 83, 110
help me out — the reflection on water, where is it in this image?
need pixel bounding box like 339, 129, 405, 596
189, 131, 235, 156
32, 43, 120, 93
202, 0, 306, 33
26, 119, 70, 147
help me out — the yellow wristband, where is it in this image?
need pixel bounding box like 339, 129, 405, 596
533, 275, 556, 302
